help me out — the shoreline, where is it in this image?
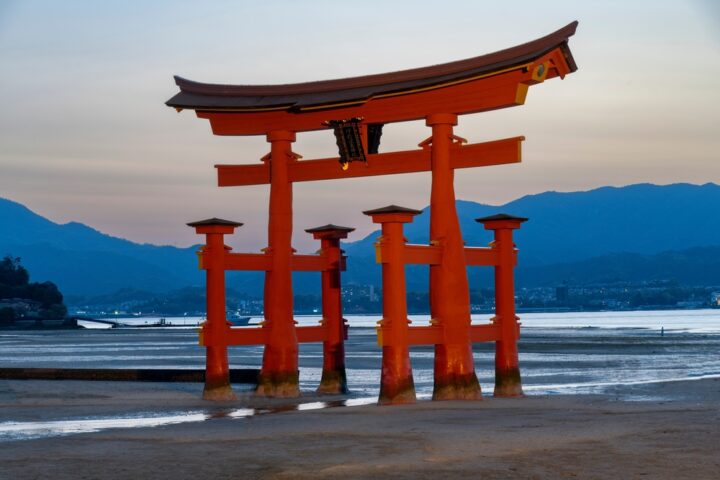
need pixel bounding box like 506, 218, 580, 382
1, 377, 718, 479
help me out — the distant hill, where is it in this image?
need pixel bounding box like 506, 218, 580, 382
0, 198, 201, 295
2, 182, 719, 296
343, 182, 720, 289
345, 182, 720, 262
516, 246, 720, 287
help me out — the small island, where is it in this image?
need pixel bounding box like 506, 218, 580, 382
0, 255, 72, 328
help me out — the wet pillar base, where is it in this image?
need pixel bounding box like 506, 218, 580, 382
203, 383, 237, 401
203, 345, 235, 401
379, 377, 416, 405
317, 368, 349, 395
255, 371, 300, 398
379, 345, 416, 405
494, 367, 523, 397
433, 373, 482, 401
432, 344, 482, 401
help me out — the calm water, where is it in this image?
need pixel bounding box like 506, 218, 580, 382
2, 309, 719, 441
2, 309, 719, 398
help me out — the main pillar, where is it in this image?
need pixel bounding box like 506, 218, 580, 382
364, 206, 419, 405
426, 114, 481, 400
256, 130, 300, 397
306, 224, 354, 395
477, 214, 527, 397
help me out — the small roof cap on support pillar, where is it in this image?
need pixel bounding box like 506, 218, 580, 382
187, 218, 243, 234
475, 213, 528, 230
305, 224, 355, 240
363, 205, 422, 224
362, 205, 422, 216
187, 218, 244, 227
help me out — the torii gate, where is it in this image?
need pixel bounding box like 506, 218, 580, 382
167, 22, 578, 402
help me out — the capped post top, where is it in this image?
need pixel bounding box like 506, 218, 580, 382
305, 223, 355, 240
476, 213, 528, 229
304, 224, 355, 234
362, 205, 422, 216
187, 218, 243, 235
187, 218, 244, 228
363, 205, 422, 225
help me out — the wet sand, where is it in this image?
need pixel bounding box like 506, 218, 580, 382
0, 378, 718, 479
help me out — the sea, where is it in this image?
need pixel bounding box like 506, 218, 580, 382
2, 309, 719, 399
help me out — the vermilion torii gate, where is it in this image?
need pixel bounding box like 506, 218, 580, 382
167, 22, 578, 402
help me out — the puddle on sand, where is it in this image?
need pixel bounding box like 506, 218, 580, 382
0, 412, 210, 442
0, 396, 378, 442
522, 372, 720, 397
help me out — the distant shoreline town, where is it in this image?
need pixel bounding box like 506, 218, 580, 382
67, 281, 720, 320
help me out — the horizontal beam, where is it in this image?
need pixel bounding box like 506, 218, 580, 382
464, 248, 517, 266
376, 244, 515, 267
292, 254, 331, 272
219, 163, 268, 185
403, 244, 442, 265
223, 327, 266, 346
220, 323, 506, 347
377, 322, 504, 346
217, 136, 523, 187
469, 323, 501, 342
464, 247, 497, 266
223, 324, 329, 346
205, 252, 336, 272
224, 253, 271, 271
296, 325, 327, 343
376, 324, 442, 347
407, 325, 443, 345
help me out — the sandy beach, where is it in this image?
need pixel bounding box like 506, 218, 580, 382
1, 378, 718, 479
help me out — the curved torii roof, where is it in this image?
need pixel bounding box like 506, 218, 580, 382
167, 22, 577, 113
167, 22, 578, 135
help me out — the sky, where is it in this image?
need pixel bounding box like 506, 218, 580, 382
0, 0, 718, 251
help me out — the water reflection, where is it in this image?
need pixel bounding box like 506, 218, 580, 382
0, 412, 209, 442
0, 397, 379, 442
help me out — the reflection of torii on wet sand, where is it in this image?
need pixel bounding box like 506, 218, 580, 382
168, 22, 579, 403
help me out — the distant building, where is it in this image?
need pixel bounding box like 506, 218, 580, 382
555, 283, 569, 305
369, 285, 379, 303
711, 292, 720, 307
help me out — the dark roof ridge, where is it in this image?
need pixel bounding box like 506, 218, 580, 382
171, 21, 578, 100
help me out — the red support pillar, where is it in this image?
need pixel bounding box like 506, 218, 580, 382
477, 214, 528, 397
305, 224, 355, 395
187, 218, 243, 401
257, 130, 300, 397
364, 205, 420, 405
425, 113, 481, 401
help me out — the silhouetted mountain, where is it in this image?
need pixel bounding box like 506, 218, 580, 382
2, 182, 719, 297
0, 198, 201, 295
517, 246, 720, 287
344, 183, 720, 290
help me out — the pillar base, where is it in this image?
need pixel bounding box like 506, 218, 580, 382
203, 384, 237, 401
433, 344, 482, 401
255, 371, 300, 398
317, 369, 349, 395
432, 372, 482, 401
378, 377, 416, 405
494, 367, 523, 397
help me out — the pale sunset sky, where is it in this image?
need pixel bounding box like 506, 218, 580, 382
0, 1, 718, 251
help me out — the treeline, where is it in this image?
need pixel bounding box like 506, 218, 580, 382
0, 256, 67, 323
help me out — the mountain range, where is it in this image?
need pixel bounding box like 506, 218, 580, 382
1, 182, 719, 299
